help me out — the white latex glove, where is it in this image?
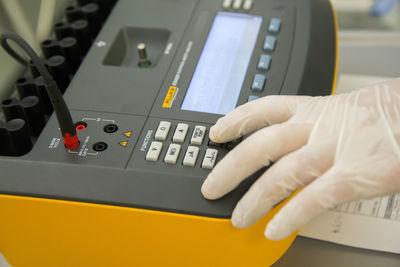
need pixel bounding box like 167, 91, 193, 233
201, 78, 400, 240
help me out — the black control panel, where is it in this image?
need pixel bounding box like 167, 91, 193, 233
0, 0, 336, 218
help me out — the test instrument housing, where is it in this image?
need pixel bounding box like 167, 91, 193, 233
0, 0, 337, 266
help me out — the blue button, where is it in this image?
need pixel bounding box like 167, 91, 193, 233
248, 95, 260, 102
268, 18, 281, 33
263, 36, 276, 51
251, 74, 266, 92
257, 55, 271, 71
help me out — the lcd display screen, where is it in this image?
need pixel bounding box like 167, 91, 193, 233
181, 12, 262, 115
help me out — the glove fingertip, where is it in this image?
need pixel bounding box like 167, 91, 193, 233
209, 125, 218, 141
264, 226, 275, 240
201, 178, 220, 200
210, 125, 228, 143
265, 222, 284, 241
231, 215, 247, 229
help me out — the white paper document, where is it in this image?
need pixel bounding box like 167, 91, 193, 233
299, 193, 400, 254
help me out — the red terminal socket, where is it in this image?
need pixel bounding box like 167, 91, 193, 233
63, 133, 80, 149
75, 121, 87, 131
76, 125, 86, 131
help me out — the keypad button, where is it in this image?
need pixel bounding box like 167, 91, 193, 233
222, 0, 233, 9
164, 144, 181, 164
232, 0, 242, 10
154, 121, 171, 141
173, 123, 189, 143
145, 141, 163, 162
251, 74, 266, 92
268, 18, 281, 33
243, 0, 253, 10
257, 54, 271, 71
202, 149, 219, 169
183, 146, 200, 167
248, 95, 260, 102
191, 125, 206, 145
263, 36, 276, 52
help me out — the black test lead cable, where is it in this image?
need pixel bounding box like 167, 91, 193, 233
1, 32, 80, 149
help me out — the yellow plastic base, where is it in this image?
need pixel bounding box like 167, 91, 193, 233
0, 194, 297, 267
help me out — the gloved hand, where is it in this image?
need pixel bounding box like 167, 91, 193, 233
201, 78, 400, 240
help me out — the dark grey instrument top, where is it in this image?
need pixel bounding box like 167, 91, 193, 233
0, 0, 336, 218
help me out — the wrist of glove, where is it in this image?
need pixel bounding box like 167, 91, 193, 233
201, 78, 400, 240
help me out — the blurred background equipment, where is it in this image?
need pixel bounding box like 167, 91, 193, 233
331, 0, 400, 94
0, 0, 73, 100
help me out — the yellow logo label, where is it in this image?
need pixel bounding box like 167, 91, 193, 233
162, 86, 177, 108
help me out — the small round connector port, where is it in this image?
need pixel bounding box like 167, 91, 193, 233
104, 124, 118, 133
93, 142, 108, 152
75, 121, 87, 131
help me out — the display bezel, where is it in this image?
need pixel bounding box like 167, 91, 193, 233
151, 5, 295, 124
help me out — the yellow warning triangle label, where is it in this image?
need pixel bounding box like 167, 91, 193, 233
123, 131, 132, 138
119, 141, 128, 147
